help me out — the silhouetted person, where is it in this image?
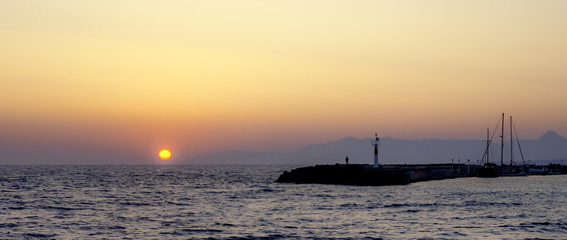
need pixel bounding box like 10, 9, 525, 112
345, 156, 349, 165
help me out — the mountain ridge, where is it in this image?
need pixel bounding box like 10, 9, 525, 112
187, 131, 567, 165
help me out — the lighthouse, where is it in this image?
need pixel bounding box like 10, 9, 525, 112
372, 133, 380, 169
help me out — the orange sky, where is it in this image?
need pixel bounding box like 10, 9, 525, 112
1, 1, 567, 164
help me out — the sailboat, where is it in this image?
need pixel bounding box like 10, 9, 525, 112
477, 113, 528, 178
501, 115, 529, 176
478, 127, 499, 178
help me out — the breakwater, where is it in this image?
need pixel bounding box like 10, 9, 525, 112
276, 163, 567, 186
276, 164, 476, 186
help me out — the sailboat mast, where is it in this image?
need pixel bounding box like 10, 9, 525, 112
486, 128, 490, 164
510, 116, 513, 166
500, 113, 504, 167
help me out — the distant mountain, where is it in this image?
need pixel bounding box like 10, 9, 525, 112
537, 130, 566, 142
521, 130, 567, 162
186, 131, 567, 165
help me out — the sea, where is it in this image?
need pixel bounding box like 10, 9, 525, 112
1, 165, 566, 240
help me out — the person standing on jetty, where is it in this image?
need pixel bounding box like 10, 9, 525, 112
345, 156, 349, 165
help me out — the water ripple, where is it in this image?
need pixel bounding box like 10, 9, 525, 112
0, 165, 566, 239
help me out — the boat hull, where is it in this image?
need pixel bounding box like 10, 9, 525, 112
477, 167, 499, 178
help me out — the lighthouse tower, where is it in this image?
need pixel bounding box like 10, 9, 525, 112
372, 133, 380, 169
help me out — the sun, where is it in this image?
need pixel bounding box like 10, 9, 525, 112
158, 149, 171, 160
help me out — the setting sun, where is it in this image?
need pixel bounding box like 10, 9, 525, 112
158, 149, 171, 160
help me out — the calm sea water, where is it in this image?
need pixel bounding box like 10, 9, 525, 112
1, 165, 566, 239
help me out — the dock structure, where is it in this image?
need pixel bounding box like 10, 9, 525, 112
276, 132, 567, 186
276, 163, 476, 186
276, 133, 479, 186
275, 162, 567, 186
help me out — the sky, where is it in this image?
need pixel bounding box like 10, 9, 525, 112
1, 1, 567, 164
